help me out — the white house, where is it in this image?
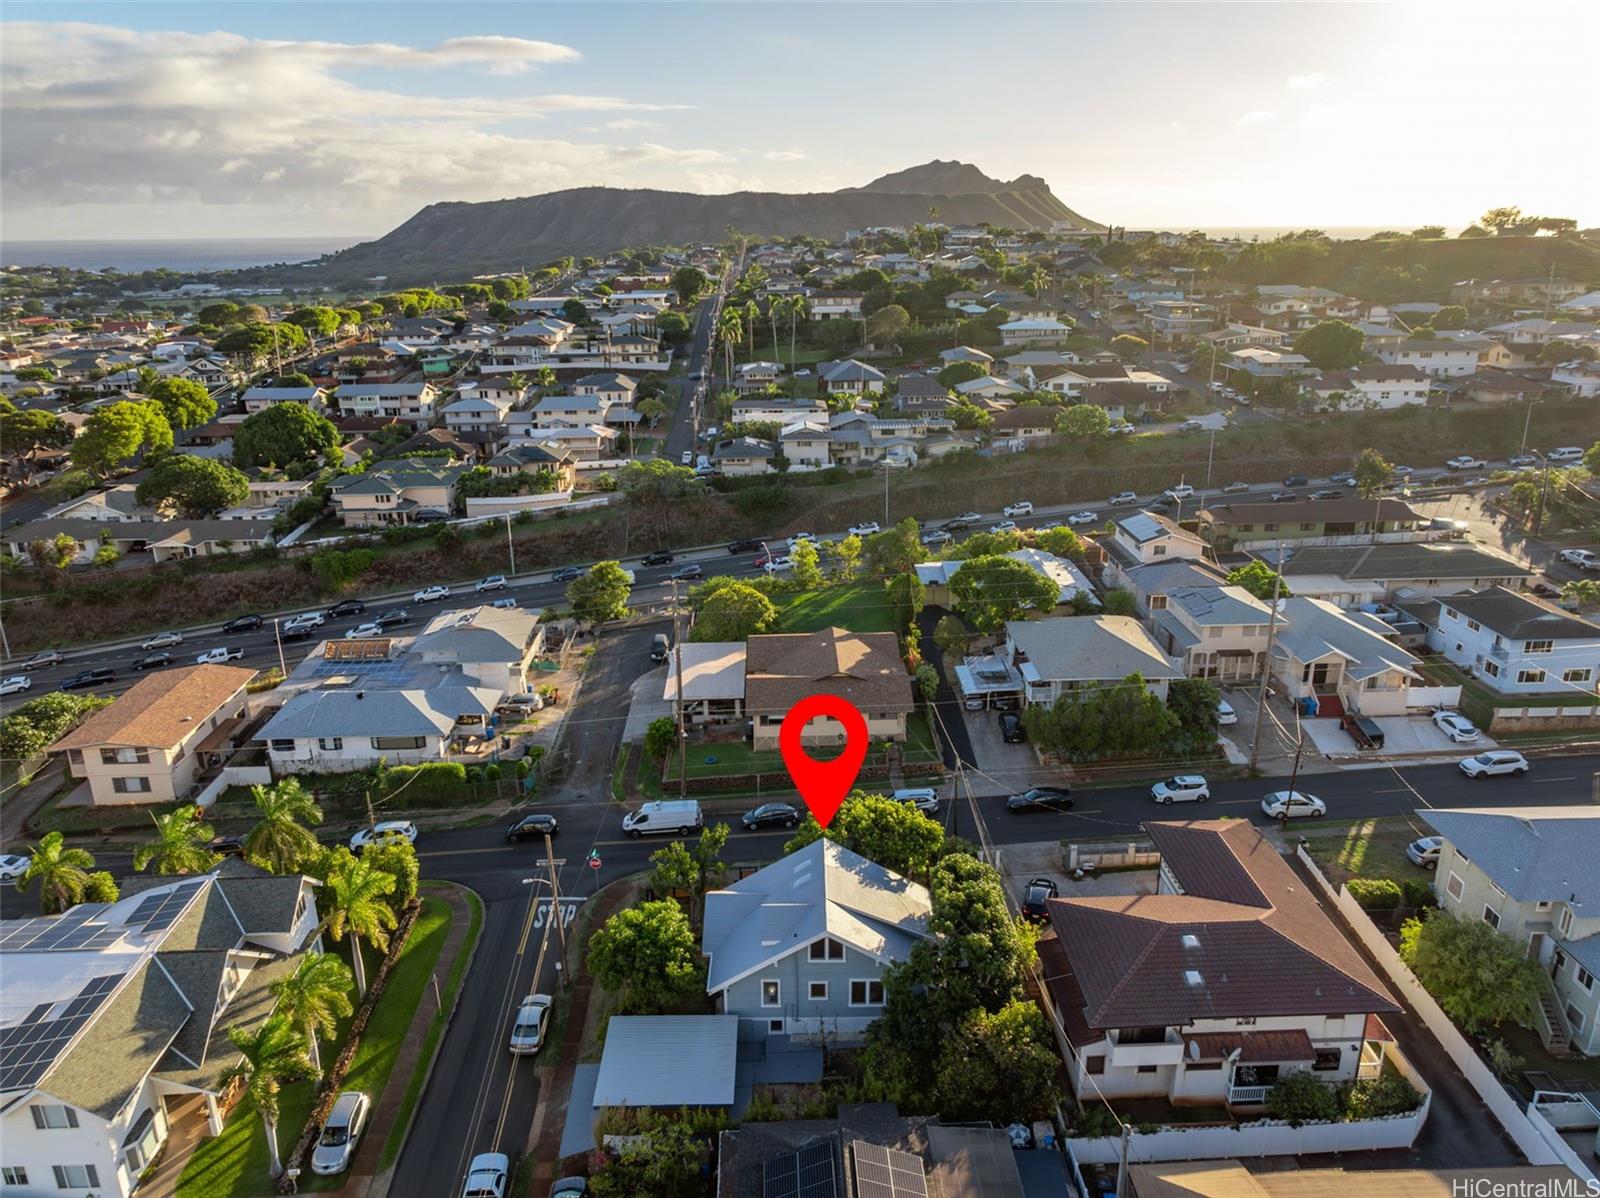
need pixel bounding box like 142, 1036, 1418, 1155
1228, 347, 1313, 378
441, 393, 516, 435
818, 359, 887, 396
1551, 360, 1600, 397
240, 386, 328, 415
998, 318, 1072, 348
807, 292, 864, 320
1270, 597, 1424, 717
1004, 615, 1182, 704
1418, 586, 1599, 696
1303, 365, 1431, 411
333, 382, 439, 426
1374, 340, 1481, 378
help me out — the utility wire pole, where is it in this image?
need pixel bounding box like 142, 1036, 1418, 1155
672, 579, 687, 799
542, 829, 567, 968
1247, 541, 1286, 773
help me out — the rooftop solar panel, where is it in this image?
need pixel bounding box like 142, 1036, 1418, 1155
764, 1139, 837, 1198
850, 1142, 927, 1198
0, 975, 117, 1091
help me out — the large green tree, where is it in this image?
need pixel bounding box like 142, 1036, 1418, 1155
784, 792, 946, 881
567, 561, 634, 628
72, 399, 172, 475
135, 453, 249, 517
588, 1122, 703, 1198
948, 555, 1061, 633
147, 376, 217, 430
1353, 447, 1394, 498
0, 692, 112, 762
670, 266, 709, 306
933, 1000, 1060, 1124
788, 539, 823, 589
1226, 560, 1290, 601
286, 306, 343, 337
233, 401, 339, 469
1056, 403, 1109, 438
861, 518, 925, 577
214, 321, 309, 361
1021, 672, 1179, 762
1400, 910, 1544, 1031
134, 805, 220, 876
588, 900, 705, 1013
647, 823, 729, 928
1294, 320, 1365, 371
1, 407, 71, 458
691, 579, 778, 641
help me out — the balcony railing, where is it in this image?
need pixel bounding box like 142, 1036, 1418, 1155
1227, 1084, 1271, 1105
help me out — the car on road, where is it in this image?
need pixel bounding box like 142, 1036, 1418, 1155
1557, 549, 1598, 569
476, 574, 508, 592
1019, 877, 1060, 922
220, 615, 265, 636
1328, 471, 1355, 485
1, 675, 32, 696
681, 450, 694, 465
19, 650, 64, 671
1547, 446, 1586, 463
140, 631, 184, 650
1179, 419, 1204, 431
1392, 464, 1414, 477
1406, 835, 1443, 869
1163, 484, 1195, 501
741, 802, 800, 831
945, 511, 982, 528
1270, 490, 1296, 502
1445, 455, 1487, 471
1007, 786, 1074, 814
374, 608, 410, 629
998, 711, 1025, 743
1432, 710, 1480, 743
61, 667, 116, 691
762, 556, 793, 573
641, 549, 675, 567
551, 566, 583, 583
1508, 454, 1541, 468
310, 1090, 371, 1176
727, 538, 763, 554
848, 521, 881, 536
506, 812, 559, 841
283, 612, 325, 631
413, 585, 450, 603
1108, 491, 1138, 506
1151, 775, 1210, 804
350, 820, 418, 851
1310, 488, 1344, 500
891, 787, 939, 814
920, 528, 954, 546
670, 562, 704, 581
1459, 750, 1529, 778
509, 993, 553, 1055
1216, 698, 1237, 726
0, 854, 30, 881
284, 622, 320, 644
327, 599, 366, 619
1282, 474, 1309, 488
207, 834, 246, 857
1002, 501, 1034, 517
345, 623, 384, 639
786, 532, 816, 550
490, 597, 519, 610
991, 520, 1019, 533
195, 647, 245, 665
1109, 421, 1136, 435
131, 651, 174, 672
1260, 791, 1326, 819
1066, 510, 1098, 526
461, 1151, 510, 1198
1222, 481, 1251, 494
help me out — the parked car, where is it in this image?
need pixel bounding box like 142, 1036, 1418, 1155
998, 712, 1025, 743
551, 566, 583, 583
1216, 699, 1237, 726
670, 562, 704, 581
412, 509, 448, 524
283, 612, 325, 631
1109, 421, 1136, 435
350, 820, 418, 851
920, 528, 954, 546
413, 584, 450, 603
461, 1152, 510, 1198
641, 549, 674, 567
1432, 711, 1480, 743
727, 538, 763, 554
1002, 501, 1034, 517
1260, 791, 1326, 819
1180, 419, 1204, 431
890, 787, 939, 814
1270, 490, 1296, 503
195, 647, 245, 665
310, 1091, 371, 1176
476, 574, 508, 592
1310, 488, 1344, 500
496, 692, 545, 716
848, 521, 881, 536
221, 614, 264, 634
650, 633, 670, 663
1340, 713, 1385, 750
1459, 750, 1529, 778
1546, 446, 1586, 463
509, 994, 553, 1055
740, 802, 800, 831
1406, 836, 1443, 868
549, 1179, 589, 1198
1328, 471, 1356, 485
491, 597, 519, 610
345, 623, 384, 639
1151, 775, 1210, 804
1557, 549, 1598, 569
0, 675, 32, 696
1066, 510, 1098, 527
281, 625, 315, 643
61, 667, 116, 691
374, 608, 410, 628
1108, 491, 1138, 506
1282, 474, 1308, 488
1445, 455, 1487, 471
945, 511, 982, 528
786, 533, 816, 550
140, 631, 184, 650
1020, 877, 1060, 922
1163, 484, 1195, 500
327, 599, 367, 619
1007, 786, 1074, 813
1508, 454, 1541, 468
131, 651, 174, 672
208, 834, 246, 857
0, 854, 30, 881
1392, 464, 1414, 477
680, 450, 694, 465
506, 813, 558, 841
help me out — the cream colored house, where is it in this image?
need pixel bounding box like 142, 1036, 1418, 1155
1270, 597, 1422, 717
328, 461, 468, 527
1150, 584, 1273, 682
743, 627, 913, 752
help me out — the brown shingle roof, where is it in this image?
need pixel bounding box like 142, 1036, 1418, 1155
1185, 1028, 1315, 1062
52, 664, 255, 751
743, 627, 914, 716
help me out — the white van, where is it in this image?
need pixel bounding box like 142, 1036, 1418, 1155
622, 799, 703, 837
1547, 447, 1585, 463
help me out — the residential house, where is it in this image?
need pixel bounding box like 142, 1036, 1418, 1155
440, 392, 515, 436
506, 424, 619, 462
952, 375, 1025, 404
818, 359, 887, 397
0, 864, 320, 1198
529, 393, 610, 428
51, 665, 254, 806
333, 382, 439, 427
406, 604, 546, 695
808, 292, 865, 320
734, 361, 784, 395
1413, 586, 1599, 696
1302, 365, 1431, 411
733, 396, 827, 425
1420, 807, 1600, 1055
937, 346, 993, 366
713, 437, 776, 476
998, 318, 1071, 348
891, 374, 955, 414
992, 298, 1060, 323
328, 460, 468, 527
2, 518, 276, 566
455, 377, 527, 406
1227, 346, 1313, 378
1552, 360, 1600, 397
1197, 498, 1430, 551
702, 838, 931, 1042
988, 405, 1057, 441
1269, 597, 1423, 717
778, 420, 834, 471
1147, 301, 1217, 342
573, 371, 639, 405
487, 443, 576, 492
1451, 369, 1543, 405
1150, 585, 1273, 682
43, 485, 152, 524
743, 627, 914, 751
1261, 542, 1533, 608
1039, 819, 1399, 1109
382, 316, 453, 346
1374, 340, 1481, 378
1004, 615, 1182, 704
1197, 324, 1288, 352
1102, 511, 1211, 585
1120, 557, 1229, 619
240, 385, 328, 415
663, 642, 746, 728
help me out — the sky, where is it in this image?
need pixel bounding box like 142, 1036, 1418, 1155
4, 1, 1597, 242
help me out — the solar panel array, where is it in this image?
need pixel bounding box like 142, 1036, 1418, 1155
309, 655, 418, 686
127, 879, 206, 933
0, 904, 121, 954
0, 975, 119, 1091
850, 1142, 929, 1198
763, 1138, 837, 1198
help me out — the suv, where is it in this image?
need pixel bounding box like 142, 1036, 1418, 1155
1108, 491, 1138, 506
61, 667, 116, 690
1020, 877, 1060, 922
1282, 474, 1308, 488
651, 633, 670, 663
641, 549, 675, 567
998, 712, 1025, 743
1150, 775, 1210, 804
890, 787, 938, 813
1340, 713, 1386, 750
506, 813, 558, 841
327, 599, 366, 619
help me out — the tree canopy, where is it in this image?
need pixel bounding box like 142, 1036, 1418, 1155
588, 900, 705, 1014
72, 399, 172, 475
948, 555, 1060, 633
690, 579, 779, 641
1400, 909, 1544, 1030
1354, 447, 1394, 498
232, 401, 340, 469
135, 453, 250, 517
566, 561, 633, 627
1294, 320, 1365, 370
1056, 403, 1110, 438
1226, 559, 1290, 601
783, 792, 946, 882
670, 265, 709, 305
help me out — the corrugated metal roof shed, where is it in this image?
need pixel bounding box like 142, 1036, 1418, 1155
592, 1015, 739, 1108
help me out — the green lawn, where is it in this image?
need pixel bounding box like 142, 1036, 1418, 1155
672, 710, 940, 784
776, 583, 894, 634
177, 897, 453, 1197
1417, 655, 1598, 730
1299, 817, 1421, 886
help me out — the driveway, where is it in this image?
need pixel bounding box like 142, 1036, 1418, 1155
960, 708, 1061, 794
1299, 713, 1496, 760
622, 664, 672, 743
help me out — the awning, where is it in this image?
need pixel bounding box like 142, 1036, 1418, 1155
1185, 1028, 1316, 1063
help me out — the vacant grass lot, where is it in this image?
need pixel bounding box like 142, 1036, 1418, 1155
1299, 817, 1425, 886
671, 710, 939, 785
775, 582, 894, 633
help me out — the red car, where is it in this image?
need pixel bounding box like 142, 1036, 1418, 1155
753, 551, 777, 568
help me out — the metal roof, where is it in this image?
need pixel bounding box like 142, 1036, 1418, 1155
592, 1015, 739, 1108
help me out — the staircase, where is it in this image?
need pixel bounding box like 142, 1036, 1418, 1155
1314, 691, 1344, 720
1534, 977, 1573, 1056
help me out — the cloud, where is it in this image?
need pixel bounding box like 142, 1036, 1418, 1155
763, 149, 807, 162
0, 22, 712, 234
1236, 110, 1279, 126
1287, 72, 1328, 91
582, 118, 664, 132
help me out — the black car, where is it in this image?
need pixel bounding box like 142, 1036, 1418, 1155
552, 566, 583, 583
131, 651, 174, 671
727, 538, 763, 554
374, 608, 410, 629
741, 802, 800, 831
670, 563, 704, 581
222, 614, 264, 634
413, 509, 448, 524
327, 599, 367, 618
208, 834, 246, 857
279, 624, 315, 643
1007, 786, 1074, 814
641, 549, 675, 567
506, 813, 559, 841
61, 667, 116, 691
1020, 877, 1060, 922
998, 712, 1025, 743
1282, 474, 1308, 488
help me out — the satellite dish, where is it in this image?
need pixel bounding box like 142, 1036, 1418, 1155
1187, 1040, 1200, 1061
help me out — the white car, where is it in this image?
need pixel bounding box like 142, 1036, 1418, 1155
475, 575, 508, 592
195, 647, 244, 664
1260, 791, 1326, 819
310, 1090, 371, 1176
1445, 455, 1487, 471
848, 522, 881, 537
1180, 419, 1204, 432
0, 854, 30, 881
140, 631, 184, 650
1459, 750, 1529, 778
1109, 421, 1136, 435
1431, 711, 1480, 743
1002, 501, 1034, 518
786, 533, 816, 550
349, 820, 419, 851
1164, 484, 1195, 500
461, 1152, 509, 1198
1392, 464, 1414, 476
1216, 699, 1237, 726
680, 450, 693, 465
991, 520, 1019, 533
1557, 549, 1597, 569
890, 787, 939, 813
1066, 510, 1098, 527
0, 676, 32, 697
414, 585, 451, 603
920, 528, 954, 546
283, 612, 325, 631
345, 623, 384, 639
762, 556, 793, 573
1108, 491, 1138, 506
508, 994, 553, 1054
1151, 775, 1210, 804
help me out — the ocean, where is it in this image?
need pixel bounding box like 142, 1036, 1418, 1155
0, 237, 366, 273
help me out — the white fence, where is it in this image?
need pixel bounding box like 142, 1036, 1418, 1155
1294, 844, 1568, 1167
193, 766, 272, 808
1495, 705, 1600, 720
462, 492, 577, 517
1406, 685, 1462, 710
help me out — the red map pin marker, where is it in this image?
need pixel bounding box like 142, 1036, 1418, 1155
779, 694, 868, 828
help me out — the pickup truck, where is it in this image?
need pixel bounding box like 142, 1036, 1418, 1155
195, 647, 245, 665
1444, 456, 1487, 471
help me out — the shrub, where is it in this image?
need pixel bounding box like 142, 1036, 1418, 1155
374, 761, 469, 805
1266, 1071, 1340, 1124
1400, 878, 1437, 910
1342, 1069, 1423, 1119
1072, 1105, 1121, 1137
1347, 877, 1402, 910
482, 763, 502, 783
1483, 1037, 1524, 1082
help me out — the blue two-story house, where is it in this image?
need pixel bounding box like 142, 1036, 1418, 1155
701, 839, 931, 1043
1420, 586, 1600, 697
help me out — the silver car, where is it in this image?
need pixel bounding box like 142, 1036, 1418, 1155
509, 994, 552, 1054
1459, 750, 1529, 778
310, 1090, 370, 1175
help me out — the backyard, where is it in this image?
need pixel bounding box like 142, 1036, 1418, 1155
774, 581, 894, 633
663, 709, 941, 791
1415, 655, 1598, 732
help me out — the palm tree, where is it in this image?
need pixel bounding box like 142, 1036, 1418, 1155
17, 831, 96, 914
743, 299, 759, 357
1029, 264, 1050, 300
787, 294, 808, 368
271, 952, 354, 1071
219, 1014, 318, 1180
716, 308, 743, 385
322, 854, 398, 998
244, 779, 323, 874
133, 805, 219, 876
768, 298, 784, 362
506, 371, 528, 395
534, 365, 556, 392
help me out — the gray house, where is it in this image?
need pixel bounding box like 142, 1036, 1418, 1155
701, 840, 931, 1043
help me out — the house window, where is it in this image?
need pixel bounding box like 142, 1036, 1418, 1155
30, 1105, 78, 1129
112, 776, 152, 794
2, 1168, 27, 1186
1483, 905, 1501, 930
1577, 967, 1595, 993
1524, 640, 1554, 655
1537, 901, 1552, 912
1152, 545, 1166, 557
1517, 669, 1546, 685
1263, 523, 1278, 533
760, 980, 780, 1007
372, 736, 427, 750
1186, 1060, 1222, 1071
51, 1166, 99, 1189
849, 980, 884, 1006
1483, 661, 1501, 677
1299, 522, 1315, 531
808, 981, 828, 1001
1446, 872, 1464, 901
1137, 1064, 1159, 1074
769, 1018, 784, 1033
1444, 608, 1459, 621
1563, 669, 1592, 684
808, 937, 845, 961
99, 747, 150, 765
270, 739, 296, 753
1238, 524, 1255, 532
1561, 907, 1574, 935
1084, 1055, 1105, 1075
1235, 1017, 1257, 1027
317, 737, 343, 752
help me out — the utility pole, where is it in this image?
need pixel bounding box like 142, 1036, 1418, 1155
542, 829, 567, 967
504, 512, 517, 577
272, 618, 287, 679
672, 580, 687, 798
1519, 400, 1539, 457
1247, 541, 1286, 772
